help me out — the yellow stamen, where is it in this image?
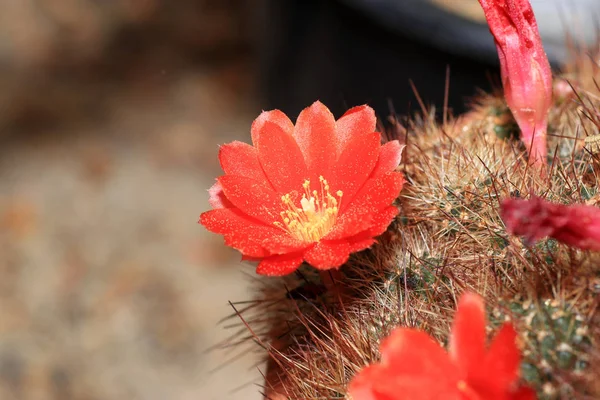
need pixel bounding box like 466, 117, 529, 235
273, 177, 343, 243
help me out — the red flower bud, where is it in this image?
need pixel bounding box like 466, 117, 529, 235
501, 196, 600, 251
478, 0, 553, 163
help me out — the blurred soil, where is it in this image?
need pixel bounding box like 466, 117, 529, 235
0, 1, 262, 399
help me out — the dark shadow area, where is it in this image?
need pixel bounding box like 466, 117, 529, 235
258, 0, 499, 120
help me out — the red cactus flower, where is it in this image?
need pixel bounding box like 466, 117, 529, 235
348, 292, 536, 400
478, 0, 553, 163
199, 101, 405, 276
501, 196, 600, 250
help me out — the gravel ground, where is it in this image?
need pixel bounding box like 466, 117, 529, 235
0, 63, 263, 400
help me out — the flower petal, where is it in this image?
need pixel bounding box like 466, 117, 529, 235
330, 206, 397, 252
347, 236, 376, 253
200, 208, 282, 257
251, 109, 294, 146
347, 365, 385, 400
303, 240, 350, 270
349, 364, 463, 400
511, 386, 538, 400
335, 105, 377, 153
343, 172, 405, 215
379, 328, 458, 380
200, 207, 251, 235
219, 141, 268, 184
368, 206, 399, 237
256, 253, 304, 276
205, 178, 308, 257
293, 101, 338, 179
481, 323, 521, 390
261, 234, 310, 255
326, 212, 376, 242
326, 173, 404, 240
226, 227, 307, 257
449, 292, 487, 379
218, 175, 281, 225
371, 141, 405, 179
331, 132, 380, 203
224, 234, 268, 258
200, 207, 277, 238
208, 181, 233, 209
256, 121, 308, 194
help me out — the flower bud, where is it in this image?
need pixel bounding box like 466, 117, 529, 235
479, 0, 553, 164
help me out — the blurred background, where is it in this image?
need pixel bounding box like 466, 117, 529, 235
0, 1, 597, 399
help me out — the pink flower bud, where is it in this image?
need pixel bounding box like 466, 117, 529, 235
478, 0, 553, 164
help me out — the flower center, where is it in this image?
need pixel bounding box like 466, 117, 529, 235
275, 176, 343, 243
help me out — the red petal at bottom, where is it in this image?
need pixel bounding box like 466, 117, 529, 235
347, 237, 376, 253
303, 240, 350, 270
368, 206, 399, 236
256, 253, 304, 276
